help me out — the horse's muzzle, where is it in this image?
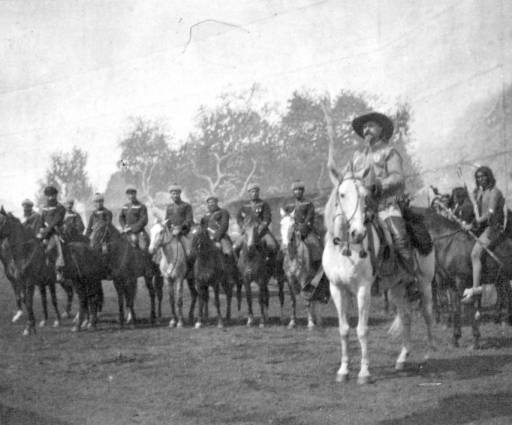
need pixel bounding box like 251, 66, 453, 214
350, 230, 366, 244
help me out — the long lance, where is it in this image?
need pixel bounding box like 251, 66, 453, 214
432, 196, 504, 268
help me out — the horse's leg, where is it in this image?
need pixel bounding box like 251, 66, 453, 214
245, 278, 254, 327
38, 284, 48, 327
187, 278, 197, 324
144, 276, 156, 325
389, 284, 412, 371
331, 283, 350, 382
72, 286, 86, 333
214, 283, 223, 328
113, 278, 125, 329
258, 280, 267, 328
49, 280, 61, 327
451, 281, 463, 347
168, 278, 177, 328
383, 290, 390, 315
125, 277, 137, 327
60, 280, 73, 319
195, 284, 204, 328
356, 282, 372, 384
432, 278, 440, 324
154, 273, 163, 320
11, 279, 24, 323
277, 276, 285, 325
287, 277, 297, 329
176, 278, 185, 328
23, 283, 36, 336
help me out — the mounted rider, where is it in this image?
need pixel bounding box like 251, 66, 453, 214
462, 166, 505, 303
165, 184, 194, 256
283, 180, 323, 268
21, 199, 43, 234
63, 199, 85, 241
85, 193, 113, 251
200, 196, 233, 256
236, 183, 279, 258
349, 112, 419, 297
119, 187, 150, 252
37, 185, 66, 282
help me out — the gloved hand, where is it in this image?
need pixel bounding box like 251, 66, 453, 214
371, 180, 383, 198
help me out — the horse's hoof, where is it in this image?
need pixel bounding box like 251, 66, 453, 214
22, 328, 30, 337
169, 319, 177, 328
259, 322, 265, 329
71, 325, 79, 333
73, 314, 79, 324
87, 321, 93, 330
307, 322, 315, 330
395, 362, 406, 371
357, 375, 372, 385
474, 311, 481, 321
61, 311, 70, 319
38, 320, 47, 328
287, 320, 296, 329
246, 318, 253, 327
217, 322, 224, 329
177, 320, 184, 329
80, 320, 89, 330
12, 310, 23, 323
194, 322, 202, 329
53, 320, 60, 328
335, 373, 349, 383
468, 342, 481, 351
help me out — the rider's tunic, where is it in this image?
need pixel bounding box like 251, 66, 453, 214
86, 208, 113, 248
285, 198, 322, 262
22, 212, 43, 235
236, 198, 278, 252
119, 201, 149, 250
201, 207, 232, 254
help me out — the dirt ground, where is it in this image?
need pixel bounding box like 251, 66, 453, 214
1, 277, 512, 425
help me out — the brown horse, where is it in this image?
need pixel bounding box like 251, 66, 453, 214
1, 238, 25, 322
237, 212, 285, 327
190, 225, 235, 328
414, 206, 512, 348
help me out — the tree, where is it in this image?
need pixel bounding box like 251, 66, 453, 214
117, 117, 180, 203
37, 147, 93, 205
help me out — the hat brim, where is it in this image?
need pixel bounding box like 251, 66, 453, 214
352, 112, 394, 141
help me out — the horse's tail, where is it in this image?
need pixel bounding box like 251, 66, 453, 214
387, 314, 402, 339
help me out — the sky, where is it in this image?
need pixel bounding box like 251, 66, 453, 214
0, 0, 511, 214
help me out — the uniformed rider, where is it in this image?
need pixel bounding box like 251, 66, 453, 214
85, 193, 113, 250
38, 186, 66, 282
63, 199, 85, 240
119, 187, 149, 252
236, 183, 279, 257
165, 184, 194, 255
284, 181, 323, 268
201, 196, 233, 256
21, 199, 42, 234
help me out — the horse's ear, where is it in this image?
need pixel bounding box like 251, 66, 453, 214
279, 208, 285, 218
361, 167, 370, 179
0, 206, 5, 216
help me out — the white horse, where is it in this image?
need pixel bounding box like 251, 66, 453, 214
280, 209, 321, 329
149, 221, 197, 328
323, 168, 435, 384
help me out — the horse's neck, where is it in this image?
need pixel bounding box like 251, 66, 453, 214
7, 219, 38, 261
162, 236, 185, 264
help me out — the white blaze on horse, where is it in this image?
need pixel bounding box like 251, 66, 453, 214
280, 209, 321, 329
322, 166, 436, 384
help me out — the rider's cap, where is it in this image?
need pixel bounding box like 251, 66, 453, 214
93, 193, 104, 202
291, 180, 305, 190
206, 195, 218, 202
168, 184, 182, 193
21, 198, 34, 207
247, 183, 260, 192
125, 186, 137, 194
43, 186, 58, 196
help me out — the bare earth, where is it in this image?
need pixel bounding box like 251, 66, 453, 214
1, 277, 512, 425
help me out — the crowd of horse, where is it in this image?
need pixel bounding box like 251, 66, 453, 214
2, 173, 512, 383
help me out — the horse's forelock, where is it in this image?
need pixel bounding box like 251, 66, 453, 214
324, 186, 339, 235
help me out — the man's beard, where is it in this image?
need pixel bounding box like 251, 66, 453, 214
364, 133, 377, 145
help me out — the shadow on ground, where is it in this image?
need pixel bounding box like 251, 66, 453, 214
379, 392, 512, 425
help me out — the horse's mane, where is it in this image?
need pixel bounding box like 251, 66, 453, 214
6, 213, 37, 240
323, 186, 338, 236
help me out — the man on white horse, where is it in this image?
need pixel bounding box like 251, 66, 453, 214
349, 112, 419, 299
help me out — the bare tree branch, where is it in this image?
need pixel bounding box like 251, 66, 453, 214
320, 95, 337, 171
189, 159, 215, 193
238, 158, 258, 198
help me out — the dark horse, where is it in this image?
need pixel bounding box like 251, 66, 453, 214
0, 208, 103, 335
94, 223, 161, 328
190, 225, 236, 328
237, 212, 285, 327
414, 206, 512, 348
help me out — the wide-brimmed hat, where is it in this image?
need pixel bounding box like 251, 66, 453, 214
21, 199, 34, 207
43, 186, 58, 196
247, 183, 260, 192
352, 112, 394, 141
291, 180, 305, 190
168, 184, 182, 193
